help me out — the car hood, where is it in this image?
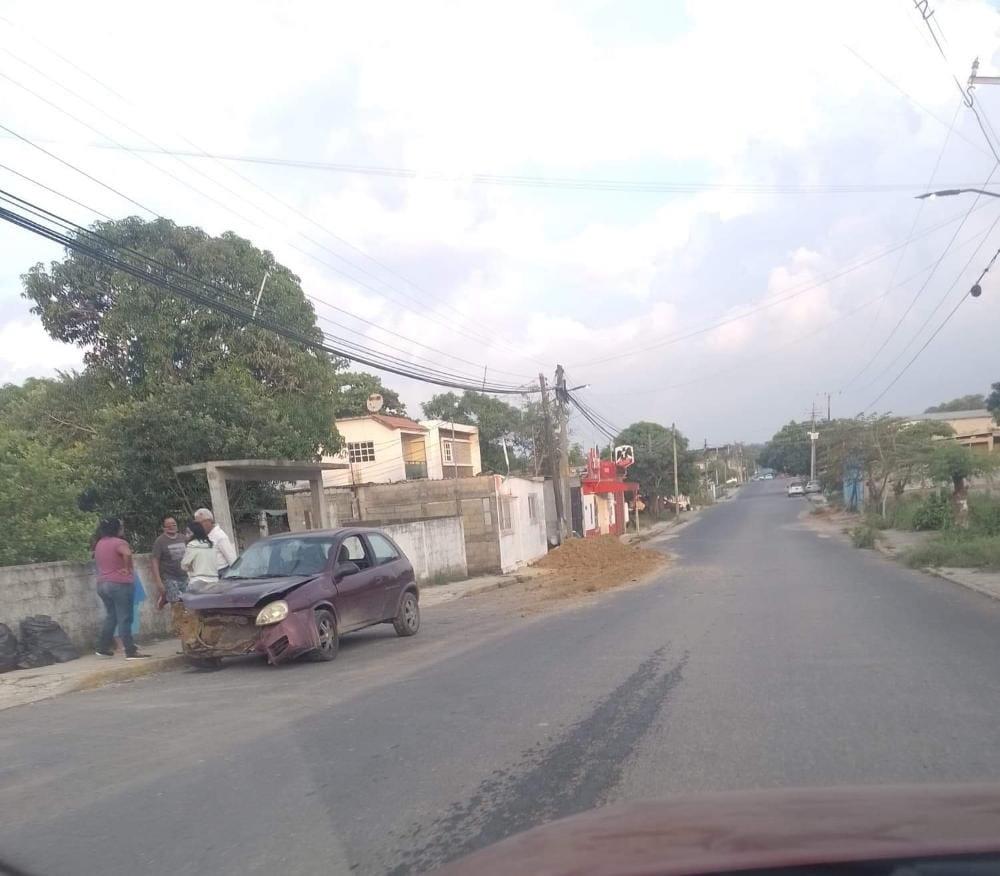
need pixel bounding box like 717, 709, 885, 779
436, 784, 1000, 876
182, 575, 317, 611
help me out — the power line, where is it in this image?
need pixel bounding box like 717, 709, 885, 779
567, 199, 998, 371
0, 68, 536, 372
844, 163, 998, 392
860, 206, 1000, 392
862, 245, 999, 412
0, 34, 543, 368
37, 139, 1000, 195
0, 188, 535, 395
839, 98, 963, 391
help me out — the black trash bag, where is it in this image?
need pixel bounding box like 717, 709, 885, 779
18, 615, 80, 666
0, 623, 18, 673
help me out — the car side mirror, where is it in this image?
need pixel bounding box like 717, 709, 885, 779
334, 561, 360, 580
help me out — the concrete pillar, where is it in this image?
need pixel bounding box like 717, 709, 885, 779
205, 465, 236, 540
309, 477, 330, 529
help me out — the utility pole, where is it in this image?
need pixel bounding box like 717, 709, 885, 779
672, 422, 680, 520
539, 372, 564, 544
555, 365, 570, 541
809, 403, 819, 483
825, 392, 831, 422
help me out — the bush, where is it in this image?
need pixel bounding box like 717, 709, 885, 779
864, 513, 890, 530
902, 533, 1000, 569
910, 491, 952, 532
969, 494, 1000, 536
851, 524, 877, 549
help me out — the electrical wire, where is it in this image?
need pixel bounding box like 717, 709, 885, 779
0, 189, 536, 394
567, 198, 998, 371
839, 98, 963, 392
862, 244, 1000, 412
0, 34, 544, 368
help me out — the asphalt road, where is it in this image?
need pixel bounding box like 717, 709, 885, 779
5, 480, 1000, 875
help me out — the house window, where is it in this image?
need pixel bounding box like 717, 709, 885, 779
347, 441, 375, 463
528, 494, 539, 523
499, 496, 513, 531
482, 497, 492, 528
443, 440, 454, 464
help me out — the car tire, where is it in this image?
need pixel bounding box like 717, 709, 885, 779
186, 656, 222, 671
306, 608, 338, 662
393, 591, 420, 637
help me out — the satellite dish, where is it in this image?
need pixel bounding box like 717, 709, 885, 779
366, 393, 384, 413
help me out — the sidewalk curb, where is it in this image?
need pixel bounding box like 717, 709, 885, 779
73, 654, 187, 692
924, 568, 1000, 602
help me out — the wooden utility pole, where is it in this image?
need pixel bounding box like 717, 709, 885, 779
672, 422, 680, 520
539, 372, 564, 544
555, 365, 570, 541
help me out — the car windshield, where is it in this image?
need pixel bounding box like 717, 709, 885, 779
222, 537, 335, 579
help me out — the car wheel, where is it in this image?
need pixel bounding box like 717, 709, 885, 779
393, 591, 420, 637
186, 656, 222, 671
306, 608, 339, 662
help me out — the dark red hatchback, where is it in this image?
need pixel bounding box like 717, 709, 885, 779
179, 527, 419, 668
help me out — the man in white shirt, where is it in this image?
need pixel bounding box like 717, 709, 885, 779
193, 508, 238, 570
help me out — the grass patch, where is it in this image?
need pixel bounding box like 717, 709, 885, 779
863, 512, 890, 530
850, 524, 878, 549
902, 532, 1000, 570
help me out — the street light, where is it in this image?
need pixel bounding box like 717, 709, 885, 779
915, 188, 1000, 200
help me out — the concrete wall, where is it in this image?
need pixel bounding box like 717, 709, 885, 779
376, 518, 467, 582
0, 555, 171, 651
495, 476, 548, 573
287, 475, 506, 575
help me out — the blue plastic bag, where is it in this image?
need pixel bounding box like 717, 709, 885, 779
131, 571, 147, 637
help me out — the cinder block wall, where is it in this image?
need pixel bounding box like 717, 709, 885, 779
286, 476, 503, 574
0, 555, 171, 650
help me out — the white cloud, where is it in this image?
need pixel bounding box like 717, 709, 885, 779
0, 320, 84, 384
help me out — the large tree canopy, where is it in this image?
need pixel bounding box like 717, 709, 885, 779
613, 421, 697, 502
422, 390, 529, 473
23, 217, 335, 397
924, 394, 986, 413
758, 421, 811, 476
332, 372, 406, 419
5, 217, 354, 558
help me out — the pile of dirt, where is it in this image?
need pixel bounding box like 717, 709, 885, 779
532, 535, 666, 597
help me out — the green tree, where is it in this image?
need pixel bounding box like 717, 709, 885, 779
819, 416, 953, 510
422, 391, 526, 472
332, 372, 406, 418
23, 217, 337, 399
988, 381, 1000, 425
6, 217, 347, 558
0, 430, 97, 566
759, 421, 811, 476
613, 422, 697, 508
928, 442, 999, 527
924, 394, 986, 413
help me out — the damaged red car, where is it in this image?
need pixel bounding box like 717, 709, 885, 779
179, 527, 420, 668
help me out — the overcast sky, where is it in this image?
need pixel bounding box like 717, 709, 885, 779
2, 0, 1000, 447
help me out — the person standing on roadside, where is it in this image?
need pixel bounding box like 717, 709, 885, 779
93, 518, 149, 660
193, 507, 238, 570
151, 516, 189, 628
181, 520, 221, 591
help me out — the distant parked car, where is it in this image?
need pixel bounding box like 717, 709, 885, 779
805, 480, 821, 494
763, 473, 774, 480
787, 482, 805, 497
180, 528, 420, 669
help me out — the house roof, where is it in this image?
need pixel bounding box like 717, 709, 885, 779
421, 419, 479, 433
910, 409, 992, 422
336, 414, 428, 432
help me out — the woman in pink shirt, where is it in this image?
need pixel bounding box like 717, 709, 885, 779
93, 518, 148, 659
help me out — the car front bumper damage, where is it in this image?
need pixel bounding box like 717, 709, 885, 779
180, 609, 321, 665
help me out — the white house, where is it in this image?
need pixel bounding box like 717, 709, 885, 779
322, 415, 483, 486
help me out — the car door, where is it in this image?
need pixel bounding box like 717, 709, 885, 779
363, 532, 409, 619
332, 534, 381, 630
